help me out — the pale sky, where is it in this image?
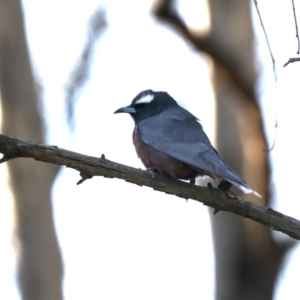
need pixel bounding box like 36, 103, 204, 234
0, 0, 300, 299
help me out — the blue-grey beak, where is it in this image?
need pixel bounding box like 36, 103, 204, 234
114, 106, 136, 114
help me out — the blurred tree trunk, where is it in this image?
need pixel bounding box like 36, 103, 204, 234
0, 0, 63, 299
208, 1, 288, 299
153, 0, 292, 297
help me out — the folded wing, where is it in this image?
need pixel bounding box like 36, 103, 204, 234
138, 111, 259, 196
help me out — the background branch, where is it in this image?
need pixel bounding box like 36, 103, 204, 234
153, 0, 257, 100
153, 2, 283, 298
253, 0, 277, 81
292, 0, 300, 54
65, 8, 106, 126
1, 133, 299, 241
283, 57, 300, 67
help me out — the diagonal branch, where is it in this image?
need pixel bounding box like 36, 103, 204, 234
153, 0, 256, 100
1, 133, 300, 240
283, 57, 300, 67
65, 8, 106, 127
252, 0, 277, 81
292, 0, 300, 54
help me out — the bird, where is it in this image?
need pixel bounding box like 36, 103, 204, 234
114, 89, 260, 197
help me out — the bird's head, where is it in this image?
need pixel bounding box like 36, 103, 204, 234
114, 89, 177, 123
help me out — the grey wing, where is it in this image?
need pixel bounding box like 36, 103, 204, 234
138, 115, 257, 194
138, 115, 227, 177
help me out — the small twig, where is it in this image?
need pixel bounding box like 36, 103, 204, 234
292, 0, 300, 54
77, 172, 93, 185
283, 57, 300, 67
253, 0, 278, 152
1, 133, 300, 240
252, 0, 277, 81
264, 119, 278, 152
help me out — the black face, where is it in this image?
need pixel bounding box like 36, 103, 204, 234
114, 89, 177, 123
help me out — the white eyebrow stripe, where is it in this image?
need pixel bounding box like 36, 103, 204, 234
135, 94, 154, 104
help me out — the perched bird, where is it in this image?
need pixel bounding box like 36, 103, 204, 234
114, 89, 260, 197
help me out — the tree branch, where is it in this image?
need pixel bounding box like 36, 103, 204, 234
283, 57, 300, 67
65, 8, 106, 127
292, 0, 300, 54
1, 133, 300, 240
153, 0, 256, 100
252, 0, 277, 81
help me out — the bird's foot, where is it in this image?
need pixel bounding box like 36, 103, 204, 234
225, 190, 238, 199
218, 180, 238, 199
147, 167, 158, 179
218, 180, 232, 192
189, 178, 196, 185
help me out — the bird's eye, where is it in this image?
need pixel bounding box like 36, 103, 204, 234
134, 103, 147, 110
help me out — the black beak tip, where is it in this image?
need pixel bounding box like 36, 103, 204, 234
114, 108, 124, 114
114, 106, 136, 114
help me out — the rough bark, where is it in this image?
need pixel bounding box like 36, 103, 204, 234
1, 134, 300, 241
0, 0, 63, 299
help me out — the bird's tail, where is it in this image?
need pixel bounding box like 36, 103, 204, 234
227, 179, 261, 198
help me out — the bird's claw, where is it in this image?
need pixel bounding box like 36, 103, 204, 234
218, 180, 238, 199
218, 180, 232, 192
147, 167, 158, 179
189, 178, 195, 185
